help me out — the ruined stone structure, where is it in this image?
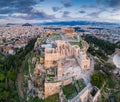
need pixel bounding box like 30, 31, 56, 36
57, 58, 82, 79
62, 28, 77, 36
44, 40, 90, 70
43, 40, 91, 99
28, 28, 100, 101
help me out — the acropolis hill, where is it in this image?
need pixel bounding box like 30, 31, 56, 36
25, 28, 101, 102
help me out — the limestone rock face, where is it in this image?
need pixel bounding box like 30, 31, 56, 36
32, 57, 36, 64
40, 57, 44, 64
34, 64, 43, 75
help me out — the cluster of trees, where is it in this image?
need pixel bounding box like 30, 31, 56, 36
91, 71, 115, 89
91, 72, 106, 88
28, 94, 60, 102
83, 35, 120, 101
91, 61, 117, 90
0, 54, 19, 102
0, 38, 37, 102
83, 35, 120, 55
89, 46, 108, 60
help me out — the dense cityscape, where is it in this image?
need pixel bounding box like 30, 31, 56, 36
0, 25, 120, 55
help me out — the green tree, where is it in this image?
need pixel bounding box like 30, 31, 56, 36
0, 74, 5, 81
91, 72, 106, 88
7, 71, 16, 81
0, 91, 9, 101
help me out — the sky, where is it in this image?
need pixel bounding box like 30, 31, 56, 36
0, 0, 120, 24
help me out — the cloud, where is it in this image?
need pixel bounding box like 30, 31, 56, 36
62, 11, 70, 17
106, 0, 120, 7
88, 12, 100, 18
0, 8, 15, 14
96, 0, 101, 4
39, 0, 45, 2
61, 0, 73, 8
79, 11, 86, 14
0, 0, 54, 20
52, 7, 62, 12
81, 4, 97, 9
9, 13, 29, 20
96, 0, 120, 7
0, 0, 45, 14
87, 10, 104, 18
28, 10, 56, 20
0, 10, 55, 20
0, 15, 8, 19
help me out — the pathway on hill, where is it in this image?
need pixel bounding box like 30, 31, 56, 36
17, 72, 24, 98
17, 61, 26, 99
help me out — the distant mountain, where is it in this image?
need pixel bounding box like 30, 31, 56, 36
22, 23, 32, 26
6, 23, 16, 26
39, 21, 119, 26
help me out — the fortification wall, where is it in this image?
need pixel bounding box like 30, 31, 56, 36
80, 89, 89, 102
93, 90, 101, 102
44, 82, 61, 98
44, 78, 73, 98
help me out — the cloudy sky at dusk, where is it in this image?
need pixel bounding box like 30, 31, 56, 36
0, 0, 120, 24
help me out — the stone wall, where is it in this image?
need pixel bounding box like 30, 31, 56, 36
44, 78, 73, 98
44, 82, 61, 98
93, 90, 101, 102
44, 48, 59, 68
68, 84, 91, 102
79, 89, 89, 102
